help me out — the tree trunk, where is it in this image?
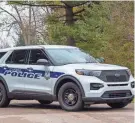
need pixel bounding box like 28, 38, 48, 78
65, 6, 76, 46
28, 6, 31, 45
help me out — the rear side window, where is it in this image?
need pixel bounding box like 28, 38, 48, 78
0, 52, 6, 59
6, 50, 28, 64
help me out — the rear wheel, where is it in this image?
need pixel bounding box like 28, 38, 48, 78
0, 83, 10, 107
58, 82, 83, 111
107, 102, 129, 108
38, 100, 53, 105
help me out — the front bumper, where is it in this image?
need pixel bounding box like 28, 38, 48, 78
74, 73, 135, 104
75, 75, 135, 98
82, 95, 134, 104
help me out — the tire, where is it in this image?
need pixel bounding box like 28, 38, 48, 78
0, 83, 10, 107
38, 100, 53, 105
58, 82, 83, 111
107, 102, 129, 109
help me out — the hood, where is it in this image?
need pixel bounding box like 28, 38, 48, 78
63, 63, 128, 70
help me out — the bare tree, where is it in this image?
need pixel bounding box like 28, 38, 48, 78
11, 1, 93, 46
0, 3, 51, 46
0, 37, 10, 48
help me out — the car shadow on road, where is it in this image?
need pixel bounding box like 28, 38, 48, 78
9, 103, 62, 110
8, 102, 133, 112
82, 105, 133, 112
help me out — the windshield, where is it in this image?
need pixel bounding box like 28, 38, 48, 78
46, 48, 97, 65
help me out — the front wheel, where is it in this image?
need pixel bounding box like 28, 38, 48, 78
107, 102, 129, 109
58, 82, 83, 111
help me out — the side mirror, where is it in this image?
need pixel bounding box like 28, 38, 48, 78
37, 59, 50, 66
96, 57, 105, 63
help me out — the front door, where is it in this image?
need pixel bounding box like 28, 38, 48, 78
24, 49, 54, 94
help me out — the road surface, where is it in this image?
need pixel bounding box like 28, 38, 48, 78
0, 100, 134, 123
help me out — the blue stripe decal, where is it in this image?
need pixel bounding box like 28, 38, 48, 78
50, 71, 64, 78
0, 66, 64, 79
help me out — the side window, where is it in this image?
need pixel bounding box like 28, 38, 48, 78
6, 50, 28, 64
0, 52, 6, 59
29, 49, 47, 65
6, 53, 13, 64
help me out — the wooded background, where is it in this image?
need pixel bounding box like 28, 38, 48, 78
0, 1, 134, 73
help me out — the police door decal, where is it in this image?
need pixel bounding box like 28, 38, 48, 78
0, 66, 64, 79
2, 67, 43, 79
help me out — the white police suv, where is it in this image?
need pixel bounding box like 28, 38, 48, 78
0, 45, 134, 111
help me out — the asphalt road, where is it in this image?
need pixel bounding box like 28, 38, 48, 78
0, 100, 134, 123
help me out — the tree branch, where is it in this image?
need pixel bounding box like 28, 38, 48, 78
73, 8, 85, 15
61, 1, 89, 8
61, 1, 72, 8
11, 2, 66, 8
72, 1, 90, 7
13, 6, 23, 25
0, 7, 18, 23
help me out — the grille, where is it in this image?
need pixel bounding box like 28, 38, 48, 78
107, 84, 128, 87
98, 70, 129, 82
102, 90, 132, 98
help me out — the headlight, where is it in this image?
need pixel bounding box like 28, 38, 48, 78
126, 69, 132, 76
75, 69, 101, 77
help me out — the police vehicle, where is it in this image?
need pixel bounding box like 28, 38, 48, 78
0, 45, 134, 111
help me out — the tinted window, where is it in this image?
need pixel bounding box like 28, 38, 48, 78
6, 50, 28, 64
0, 52, 6, 59
6, 53, 13, 64
29, 49, 47, 65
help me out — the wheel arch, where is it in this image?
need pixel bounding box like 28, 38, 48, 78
0, 76, 9, 93
54, 75, 85, 98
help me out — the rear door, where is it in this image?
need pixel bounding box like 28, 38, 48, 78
1, 49, 29, 92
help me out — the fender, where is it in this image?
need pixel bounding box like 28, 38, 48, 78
0, 75, 9, 93
54, 75, 85, 97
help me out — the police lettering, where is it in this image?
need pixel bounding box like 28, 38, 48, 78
4, 70, 43, 79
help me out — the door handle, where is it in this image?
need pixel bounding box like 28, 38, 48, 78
27, 67, 33, 72
3, 66, 8, 70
